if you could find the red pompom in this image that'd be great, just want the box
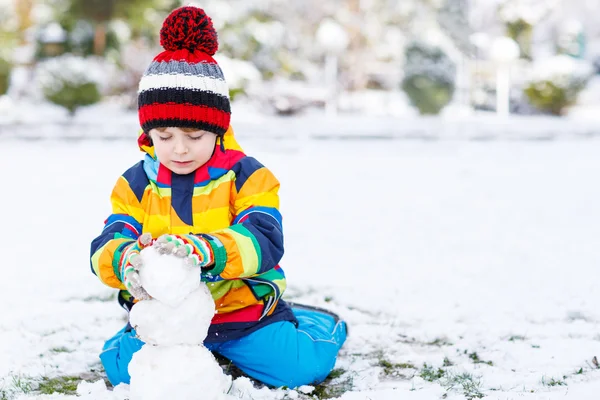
[160,6,218,55]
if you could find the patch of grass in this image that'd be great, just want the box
[426,337,452,347]
[397,335,452,347]
[468,352,493,366]
[324,296,333,303]
[378,359,416,377]
[311,368,353,399]
[82,292,117,302]
[575,368,584,375]
[442,372,484,399]
[79,365,112,389]
[420,363,445,382]
[508,335,526,342]
[372,350,415,378]
[443,357,453,367]
[541,376,567,387]
[38,376,80,395]
[50,347,73,354]
[11,375,34,394]
[327,368,344,380]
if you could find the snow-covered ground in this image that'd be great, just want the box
[1,136,600,399]
[3,98,600,142]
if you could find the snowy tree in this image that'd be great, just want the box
[36,54,102,115]
[498,0,559,59]
[524,54,593,115]
[401,41,456,115]
[437,0,474,56]
[0,0,17,95]
[0,58,10,95]
[0,0,18,59]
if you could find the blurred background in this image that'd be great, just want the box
[2,3,600,397]
[0,0,600,137]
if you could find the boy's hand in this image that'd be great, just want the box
[120,233,153,300]
[154,234,214,268]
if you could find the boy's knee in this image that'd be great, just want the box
[269,348,337,388]
[271,360,324,388]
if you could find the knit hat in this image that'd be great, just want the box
[138,6,230,136]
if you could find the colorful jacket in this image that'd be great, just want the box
[90,127,295,342]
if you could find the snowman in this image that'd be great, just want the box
[127,238,232,400]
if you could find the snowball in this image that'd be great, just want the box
[129,284,215,345]
[139,247,201,307]
[129,345,231,400]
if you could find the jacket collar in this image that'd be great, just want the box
[138,126,246,188]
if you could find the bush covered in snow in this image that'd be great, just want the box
[0,58,10,95]
[524,55,593,115]
[214,54,262,101]
[401,41,456,115]
[498,0,558,59]
[36,54,102,115]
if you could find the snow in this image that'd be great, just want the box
[527,55,593,89]
[4,98,600,140]
[496,0,559,25]
[129,287,213,346]
[213,55,262,91]
[136,247,201,308]
[38,23,67,44]
[316,19,350,54]
[1,132,600,399]
[36,55,105,94]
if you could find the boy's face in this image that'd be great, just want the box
[149,127,218,175]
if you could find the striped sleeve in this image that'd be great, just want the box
[205,157,283,280]
[90,164,147,288]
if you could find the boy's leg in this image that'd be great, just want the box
[99,324,145,386]
[215,305,347,388]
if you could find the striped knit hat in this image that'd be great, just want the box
[138,6,230,136]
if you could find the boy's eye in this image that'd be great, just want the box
[189,135,203,140]
[158,136,171,141]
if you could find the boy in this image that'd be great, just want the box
[90,6,347,389]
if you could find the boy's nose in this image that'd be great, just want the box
[174,140,188,154]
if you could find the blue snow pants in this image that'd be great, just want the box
[100,305,347,388]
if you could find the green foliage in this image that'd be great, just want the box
[443,372,484,399]
[50,347,73,353]
[420,363,445,381]
[45,81,100,115]
[541,376,567,387]
[68,0,118,22]
[524,79,586,116]
[38,376,80,395]
[229,88,246,102]
[506,19,532,59]
[468,352,493,366]
[10,375,33,394]
[508,335,526,342]
[38,54,103,115]
[311,368,352,399]
[0,58,11,95]
[401,41,456,115]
